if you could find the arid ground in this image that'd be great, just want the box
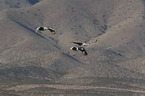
[0,0,145,96]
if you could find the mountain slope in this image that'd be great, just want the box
[0,9,83,80]
[0,0,145,94]
[1,0,145,96]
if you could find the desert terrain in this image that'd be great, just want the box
[0,0,145,96]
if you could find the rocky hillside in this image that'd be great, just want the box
[0,0,145,95]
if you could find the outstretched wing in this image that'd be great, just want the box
[35,27,40,33]
[35,27,45,33]
[79,47,88,56]
[73,42,83,46]
[48,27,56,34]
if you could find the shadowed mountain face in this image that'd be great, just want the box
[1,0,145,96]
[0,0,41,11]
[27,0,40,5]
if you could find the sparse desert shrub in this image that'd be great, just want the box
[142,16,145,19]
[102,31,105,33]
[92,19,99,25]
[78,25,82,28]
[98,33,102,36]
[101,25,107,31]
[34,14,37,16]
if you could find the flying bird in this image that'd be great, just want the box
[70,46,88,56]
[35,26,56,34]
[73,41,90,46]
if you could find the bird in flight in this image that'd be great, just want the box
[35,26,56,34]
[72,41,90,46]
[69,46,88,56]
